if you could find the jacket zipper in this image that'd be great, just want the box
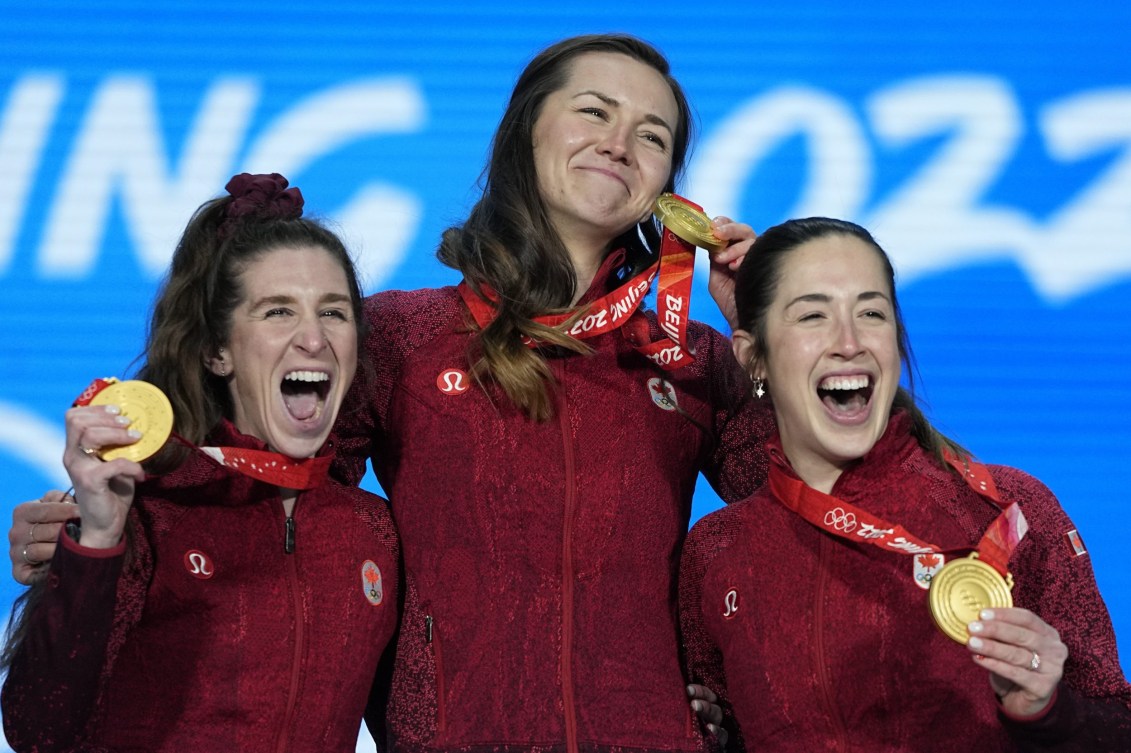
[276,503,305,753]
[554,361,579,753]
[424,612,447,737]
[813,534,847,751]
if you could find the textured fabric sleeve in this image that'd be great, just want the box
[698,325,775,504]
[990,466,1131,751]
[331,294,387,487]
[1,532,125,753]
[679,511,745,753]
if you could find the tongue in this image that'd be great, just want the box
[822,391,867,414]
[283,390,319,421]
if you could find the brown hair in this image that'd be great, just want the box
[437,34,694,420]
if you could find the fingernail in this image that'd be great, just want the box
[115,416,132,425]
[686,684,694,696]
[127,430,142,439]
[980,609,995,620]
[968,621,984,633]
[969,636,984,650]
[102,405,121,415]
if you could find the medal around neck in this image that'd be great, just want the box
[928,552,1014,644]
[88,380,174,462]
[652,194,725,253]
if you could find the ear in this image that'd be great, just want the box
[205,348,227,377]
[731,329,765,379]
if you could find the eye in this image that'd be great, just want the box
[640,131,668,151]
[861,308,889,321]
[579,106,608,120]
[321,308,350,321]
[264,307,292,318]
[797,311,825,322]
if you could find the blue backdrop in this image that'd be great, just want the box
[1,2,1128,746]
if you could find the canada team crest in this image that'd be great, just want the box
[912,552,945,590]
[647,377,678,411]
[361,560,384,606]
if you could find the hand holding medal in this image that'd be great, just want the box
[652,193,756,332]
[64,377,173,548]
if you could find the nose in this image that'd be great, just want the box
[597,124,632,164]
[832,317,864,359]
[292,315,329,355]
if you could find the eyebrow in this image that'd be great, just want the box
[248,292,352,310]
[784,291,891,308]
[574,90,674,134]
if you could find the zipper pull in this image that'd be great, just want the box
[425,615,433,643]
[284,515,296,554]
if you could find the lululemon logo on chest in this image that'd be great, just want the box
[647,377,678,412]
[722,588,739,619]
[184,550,214,579]
[361,560,384,606]
[436,368,470,395]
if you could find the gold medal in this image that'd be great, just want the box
[652,193,725,253]
[928,553,1014,644]
[88,380,174,462]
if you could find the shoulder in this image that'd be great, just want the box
[363,287,462,339]
[685,495,759,563]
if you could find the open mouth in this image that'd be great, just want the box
[817,374,873,415]
[280,370,331,423]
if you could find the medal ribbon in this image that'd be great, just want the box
[457,194,709,370]
[767,450,1028,576]
[74,378,330,490]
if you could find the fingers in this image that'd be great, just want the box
[966,608,1066,714]
[688,685,728,746]
[710,216,757,269]
[10,496,75,585]
[63,405,140,467]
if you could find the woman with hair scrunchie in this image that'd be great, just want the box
[1,173,400,752]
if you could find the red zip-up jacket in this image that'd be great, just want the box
[680,413,1131,752]
[2,421,400,752]
[333,262,775,753]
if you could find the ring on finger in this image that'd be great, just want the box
[81,446,100,458]
[28,522,40,545]
[1029,651,1041,671]
[20,545,42,567]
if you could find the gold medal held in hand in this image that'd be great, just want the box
[88,380,174,462]
[652,193,725,253]
[928,552,1014,644]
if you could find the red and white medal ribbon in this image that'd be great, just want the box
[458,195,708,370]
[768,450,1028,580]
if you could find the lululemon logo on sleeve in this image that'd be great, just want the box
[722,588,739,619]
[436,369,470,395]
[184,550,214,579]
[647,377,678,411]
[361,560,384,606]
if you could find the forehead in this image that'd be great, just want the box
[238,244,351,297]
[775,234,891,300]
[557,52,679,124]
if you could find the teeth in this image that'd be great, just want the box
[284,370,329,383]
[819,375,869,391]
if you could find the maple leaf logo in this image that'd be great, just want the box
[917,554,941,568]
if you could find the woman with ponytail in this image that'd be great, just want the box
[1,174,399,752]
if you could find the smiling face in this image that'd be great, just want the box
[210,244,358,459]
[735,234,901,492]
[531,51,678,256]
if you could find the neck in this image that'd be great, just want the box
[557,228,613,306]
